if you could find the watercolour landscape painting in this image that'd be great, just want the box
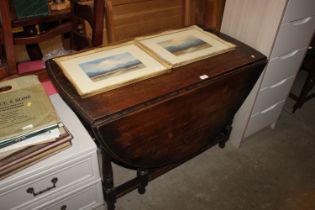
[158,35,212,56]
[54,26,234,97]
[79,52,146,81]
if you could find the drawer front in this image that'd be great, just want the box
[1,155,98,210]
[245,101,285,138]
[283,0,315,23]
[44,181,103,210]
[271,16,315,57]
[261,48,307,88]
[253,76,295,114]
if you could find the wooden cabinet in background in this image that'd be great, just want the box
[104,0,190,43]
[191,0,226,32]
[104,0,226,43]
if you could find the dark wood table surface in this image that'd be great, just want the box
[46,33,267,210]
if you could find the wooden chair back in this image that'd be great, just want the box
[71,0,104,49]
[0,0,105,79]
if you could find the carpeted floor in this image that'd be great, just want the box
[109,74,315,210]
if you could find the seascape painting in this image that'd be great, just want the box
[79,52,146,81]
[158,35,212,56]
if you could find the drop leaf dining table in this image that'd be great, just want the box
[46,32,267,210]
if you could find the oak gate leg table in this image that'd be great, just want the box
[46,33,267,210]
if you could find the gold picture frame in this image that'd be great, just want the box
[54,42,170,97]
[136,26,236,67]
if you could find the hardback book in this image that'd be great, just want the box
[0,127,72,180]
[0,123,66,159]
[54,42,170,98]
[135,25,236,68]
[0,76,60,143]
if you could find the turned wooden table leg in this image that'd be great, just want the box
[101,150,116,210]
[137,169,149,194]
[218,124,232,148]
[218,140,226,148]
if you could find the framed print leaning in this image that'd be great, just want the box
[54,43,170,97]
[136,26,236,67]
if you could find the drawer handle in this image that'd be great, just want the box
[26,177,58,197]
[60,205,67,210]
[0,85,12,92]
[280,50,298,60]
[293,17,311,26]
[261,104,278,114]
[270,78,288,89]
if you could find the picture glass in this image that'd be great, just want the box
[54,43,168,97]
[158,35,212,56]
[79,52,146,82]
[137,26,235,67]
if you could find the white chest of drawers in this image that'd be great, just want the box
[221,0,315,146]
[0,94,104,210]
[244,0,315,138]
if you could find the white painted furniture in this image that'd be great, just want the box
[0,94,104,210]
[221,0,315,146]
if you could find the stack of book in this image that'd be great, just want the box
[0,76,72,180]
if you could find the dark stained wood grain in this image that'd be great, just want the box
[47,34,265,122]
[203,0,226,32]
[188,0,226,32]
[47,33,267,169]
[14,22,75,45]
[95,65,261,168]
[47,32,267,209]
[0,0,17,74]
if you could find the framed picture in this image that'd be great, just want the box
[136,26,236,67]
[54,43,169,97]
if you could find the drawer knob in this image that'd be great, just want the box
[270,78,288,89]
[26,177,58,197]
[260,103,278,114]
[280,50,298,60]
